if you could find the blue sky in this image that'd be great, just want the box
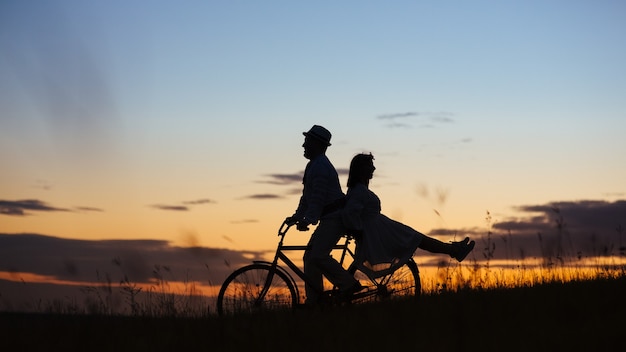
[1,0,625,252]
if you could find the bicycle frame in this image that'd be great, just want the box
[252,221,356,305]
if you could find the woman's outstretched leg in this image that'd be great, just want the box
[418,235,475,262]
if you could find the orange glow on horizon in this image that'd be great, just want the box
[0,271,222,298]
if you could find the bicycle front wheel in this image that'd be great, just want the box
[217,263,297,316]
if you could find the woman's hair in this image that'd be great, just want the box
[347,153,374,188]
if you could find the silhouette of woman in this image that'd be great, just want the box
[342,153,475,277]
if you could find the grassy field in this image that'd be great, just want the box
[1,274,624,352]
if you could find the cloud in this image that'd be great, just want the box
[386,122,413,128]
[0,199,70,216]
[182,198,216,205]
[337,167,349,176]
[150,198,216,211]
[0,233,266,286]
[377,111,456,128]
[260,169,348,185]
[255,168,347,200]
[0,199,105,216]
[73,206,104,212]
[603,192,625,198]
[242,194,284,200]
[0,232,272,313]
[507,200,626,236]
[430,115,455,124]
[230,219,259,224]
[377,112,419,120]
[416,113,456,128]
[286,187,304,195]
[259,172,304,185]
[428,199,626,263]
[32,179,53,191]
[150,205,189,211]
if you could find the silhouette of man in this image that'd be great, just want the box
[287,125,362,305]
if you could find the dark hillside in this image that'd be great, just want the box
[1,276,624,351]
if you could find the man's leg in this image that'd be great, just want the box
[303,216,358,304]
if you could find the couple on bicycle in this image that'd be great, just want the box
[286,125,476,306]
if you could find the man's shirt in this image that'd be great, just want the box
[294,154,345,224]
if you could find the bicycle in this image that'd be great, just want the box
[217,220,420,315]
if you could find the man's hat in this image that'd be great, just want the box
[303,125,332,146]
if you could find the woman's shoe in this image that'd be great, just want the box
[452,237,475,262]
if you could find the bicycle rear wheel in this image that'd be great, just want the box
[356,258,420,303]
[217,263,297,316]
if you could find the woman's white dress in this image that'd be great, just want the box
[341,183,423,277]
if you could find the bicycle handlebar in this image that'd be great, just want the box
[278,220,294,236]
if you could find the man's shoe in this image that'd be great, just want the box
[339,282,365,299]
[452,237,475,262]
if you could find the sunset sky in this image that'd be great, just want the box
[1,1,625,308]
